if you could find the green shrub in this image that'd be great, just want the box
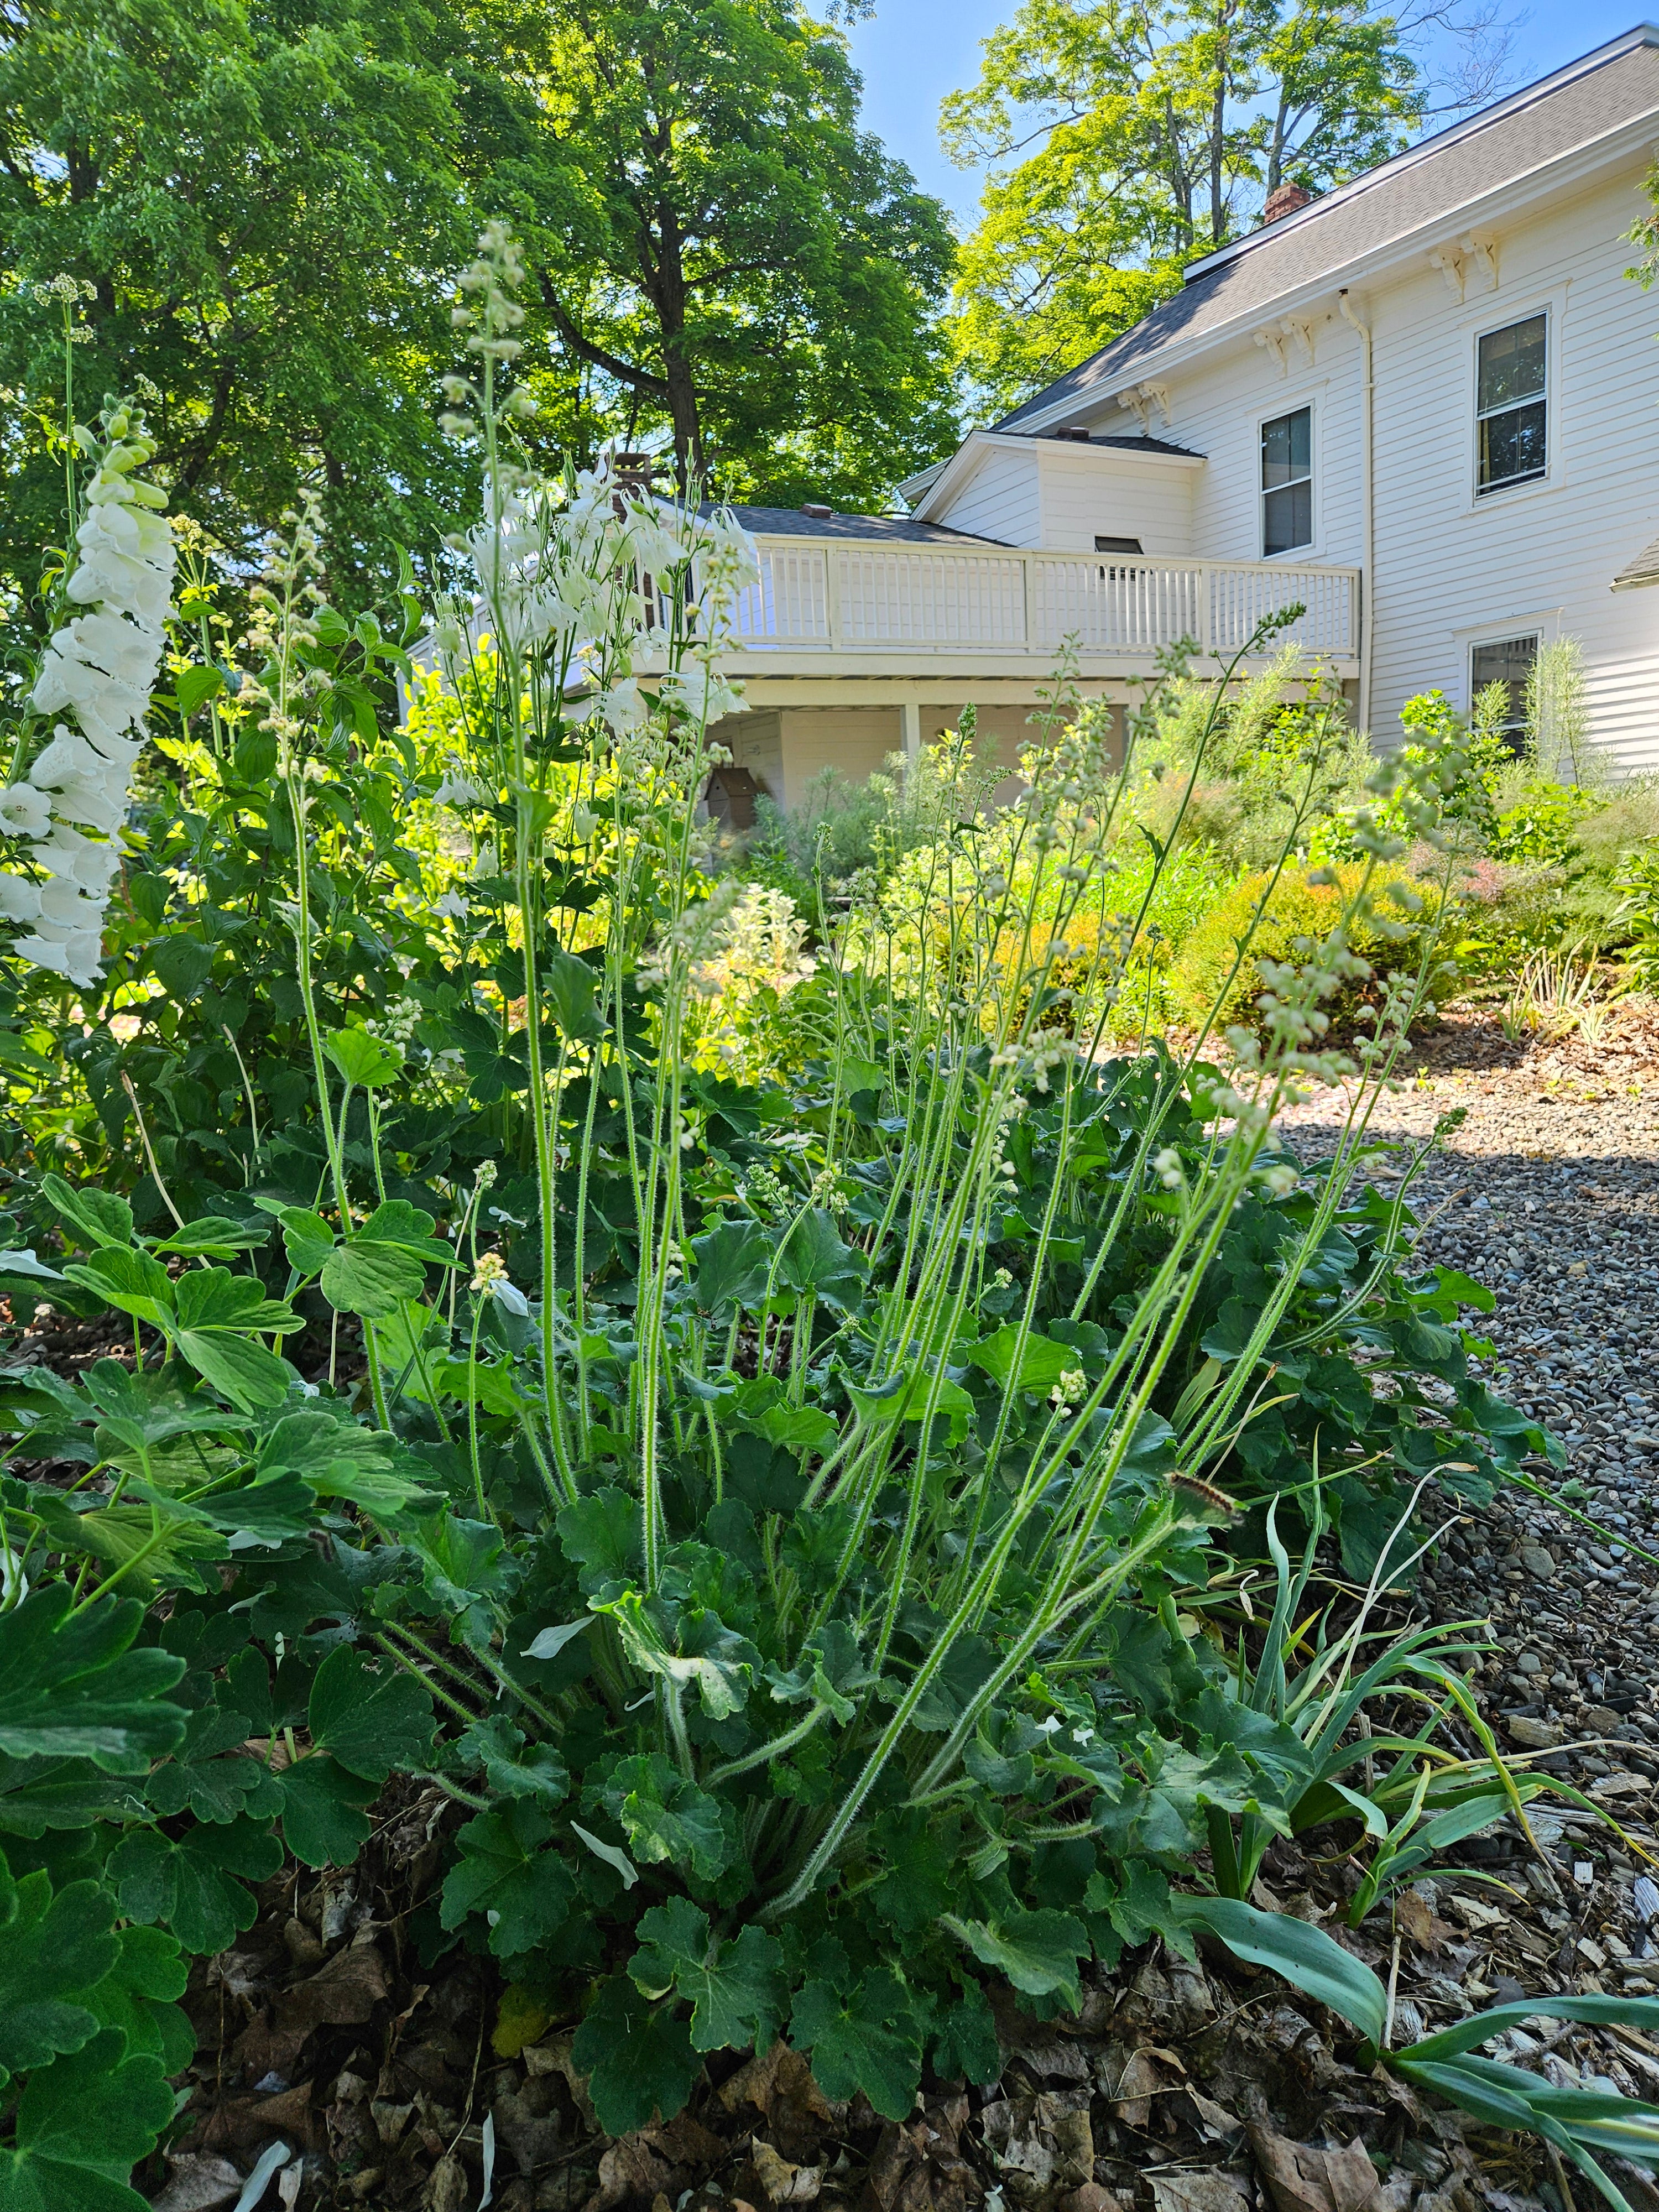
[1167,862,1448,1031]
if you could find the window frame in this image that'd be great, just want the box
[1259,401,1316,560]
[1468,631,1539,747]
[1474,310,1548,498]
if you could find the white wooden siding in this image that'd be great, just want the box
[1037,450,1196,555]
[1048,152,1659,771]
[933,445,1041,544]
[1363,158,1659,771]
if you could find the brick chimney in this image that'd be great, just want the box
[1263,182,1314,225]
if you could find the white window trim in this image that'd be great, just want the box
[1462,286,1568,515]
[1256,392,1321,560]
[1452,607,1563,717]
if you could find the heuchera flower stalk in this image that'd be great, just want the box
[0,398,174,988]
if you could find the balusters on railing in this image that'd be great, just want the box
[729,539,1358,658]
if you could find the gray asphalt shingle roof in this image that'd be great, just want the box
[994,29,1659,432]
[717,504,1001,545]
[1613,533,1659,588]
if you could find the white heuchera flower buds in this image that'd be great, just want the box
[2,403,174,988]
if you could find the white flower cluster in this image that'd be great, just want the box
[455,465,758,703]
[0,402,173,987]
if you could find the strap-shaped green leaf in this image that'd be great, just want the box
[1402,1994,1659,2063]
[1173,1893,1387,2045]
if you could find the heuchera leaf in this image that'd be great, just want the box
[325,1027,404,1088]
[789,1969,922,2121]
[439,1802,578,1957]
[555,1488,640,1590]
[629,1897,787,2053]
[307,1646,435,1783]
[775,1209,868,1311]
[0,2027,174,2212]
[408,1512,521,1649]
[931,1983,1001,2087]
[0,1589,186,1773]
[690,1221,770,1318]
[543,948,606,1041]
[963,1326,1077,1393]
[598,1754,729,1880]
[571,1976,701,2136]
[454,1718,569,1808]
[596,1591,755,1721]
[941,1908,1088,2009]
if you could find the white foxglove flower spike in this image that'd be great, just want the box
[2,398,174,989]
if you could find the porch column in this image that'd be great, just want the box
[900,700,921,771]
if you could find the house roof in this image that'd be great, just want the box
[1032,432,1204,458]
[718,504,1003,545]
[993,24,1659,434]
[1613,533,1659,588]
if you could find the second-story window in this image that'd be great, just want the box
[1477,314,1547,493]
[1261,407,1312,555]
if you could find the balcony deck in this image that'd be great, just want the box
[725,533,1360,684]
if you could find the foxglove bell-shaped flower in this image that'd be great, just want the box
[0,786,53,838]
[2,401,174,989]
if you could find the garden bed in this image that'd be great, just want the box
[127,1010,1659,2212]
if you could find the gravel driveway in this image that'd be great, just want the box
[1277,1001,1659,2005]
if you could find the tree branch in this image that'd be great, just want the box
[537,274,671,400]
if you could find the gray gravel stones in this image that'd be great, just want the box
[1276,1000,1659,1994]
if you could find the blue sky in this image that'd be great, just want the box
[846,0,1651,227]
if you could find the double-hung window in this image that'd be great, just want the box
[1477,315,1547,493]
[1261,407,1312,556]
[1470,634,1537,749]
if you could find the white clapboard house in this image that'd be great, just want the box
[714,25,1659,806]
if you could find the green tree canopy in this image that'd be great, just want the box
[0,0,473,594]
[942,0,1452,416]
[471,0,959,507]
[0,0,959,604]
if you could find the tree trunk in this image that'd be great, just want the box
[645,199,701,491]
[1266,89,1290,196]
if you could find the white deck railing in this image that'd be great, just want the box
[732,536,1359,660]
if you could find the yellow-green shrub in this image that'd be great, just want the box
[1167,863,1449,1031]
